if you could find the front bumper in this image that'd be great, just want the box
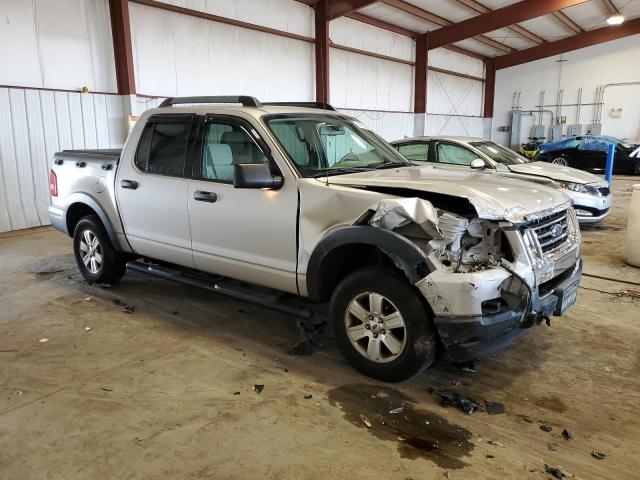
[565,191,612,224]
[420,258,582,362]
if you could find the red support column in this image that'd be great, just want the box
[483,57,495,118]
[108,0,136,95]
[315,0,330,103]
[413,33,427,114]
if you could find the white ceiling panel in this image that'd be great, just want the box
[517,14,575,42]
[483,26,537,48]
[404,0,475,22]
[357,3,441,32]
[562,1,610,30]
[619,0,640,18]
[475,0,522,9]
[452,38,500,57]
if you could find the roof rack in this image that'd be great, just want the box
[262,101,336,111]
[159,96,262,108]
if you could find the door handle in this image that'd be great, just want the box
[120,179,139,190]
[194,190,217,203]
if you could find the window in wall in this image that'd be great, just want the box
[200,122,268,183]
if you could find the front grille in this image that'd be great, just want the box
[528,210,570,254]
[597,186,610,196]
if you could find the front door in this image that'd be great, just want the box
[116,114,196,268]
[187,115,299,294]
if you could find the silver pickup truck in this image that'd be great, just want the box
[49,96,582,382]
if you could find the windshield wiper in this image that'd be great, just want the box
[308,167,371,178]
[367,161,412,169]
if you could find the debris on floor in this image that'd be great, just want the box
[548,443,557,451]
[487,440,506,448]
[540,424,553,432]
[100,387,113,392]
[562,429,573,440]
[389,406,405,414]
[84,326,91,332]
[591,451,606,460]
[437,390,479,415]
[253,384,264,395]
[359,414,372,428]
[622,289,640,299]
[484,401,505,415]
[304,394,313,399]
[84,296,92,301]
[122,305,135,314]
[486,454,495,459]
[287,339,318,356]
[544,464,565,479]
[520,415,533,423]
[233,391,240,396]
[38,338,49,343]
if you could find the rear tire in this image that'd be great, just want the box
[73,215,126,284]
[330,266,437,382]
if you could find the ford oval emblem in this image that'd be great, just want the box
[550,224,563,238]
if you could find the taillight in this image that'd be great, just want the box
[49,169,58,197]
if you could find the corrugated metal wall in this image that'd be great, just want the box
[0,87,126,232]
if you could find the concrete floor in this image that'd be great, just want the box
[1,177,640,480]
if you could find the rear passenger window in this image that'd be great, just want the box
[200,121,268,183]
[397,143,429,161]
[135,119,193,177]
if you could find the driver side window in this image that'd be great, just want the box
[435,142,477,166]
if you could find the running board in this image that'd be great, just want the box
[126,261,314,319]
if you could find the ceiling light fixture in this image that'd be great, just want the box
[606,14,625,25]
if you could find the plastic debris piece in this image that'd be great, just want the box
[38,338,49,343]
[304,394,313,399]
[101,387,113,392]
[548,443,557,451]
[233,391,240,396]
[486,454,495,459]
[85,326,91,332]
[253,384,264,395]
[544,464,565,479]
[485,401,505,415]
[540,424,553,432]
[562,429,573,440]
[521,415,533,423]
[122,305,135,314]
[84,296,92,301]
[389,406,405,414]
[359,414,372,428]
[439,390,479,415]
[591,451,606,460]
[487,440,505,448]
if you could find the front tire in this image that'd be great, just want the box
[73,215,126,284]
[330,266,437,382]
[552,157,569,166]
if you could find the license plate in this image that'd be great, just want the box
[559,280,579,314]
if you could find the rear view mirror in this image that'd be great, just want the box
[470,158,486,170]
[233,164,283,189]
[319,124,344,136]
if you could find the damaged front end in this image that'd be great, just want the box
[367,197,582,361]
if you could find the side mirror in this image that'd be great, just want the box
[470,158,486,170]
[233,163,283,189]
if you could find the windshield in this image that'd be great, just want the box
[601,135,633,149]
[264,114,410,177]
[470,141,530,165]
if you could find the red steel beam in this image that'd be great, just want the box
[428,0,588,50]
[496,16,640,69]
[483,57,495,117]
[345,11,416,37]
[414,34,427,113]
[315,0,330,102]
[326,0,378,20]
[108,0,136,94]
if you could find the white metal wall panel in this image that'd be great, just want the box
[0,0,117,92]
[424,114,486,138]
[330,17,414,62]
[428,48,484,78]
[153,0,314,37]
[330,49,413,112]
[0,88,126,233]
[340,109,415,141]
[427,70,483,117]
[130,3,314,100]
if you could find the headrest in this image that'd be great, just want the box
[208,143,233,165]
[221,131,247,145]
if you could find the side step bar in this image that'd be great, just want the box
[126,261,314,319]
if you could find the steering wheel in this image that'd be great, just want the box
[332,152,360,166]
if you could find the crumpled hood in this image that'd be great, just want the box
[508,161,603,184]
[323,165,571,223]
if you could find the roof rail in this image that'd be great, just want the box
[262,101,336,111]
[159,96,262,108]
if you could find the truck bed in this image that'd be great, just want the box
[54,149,122,164]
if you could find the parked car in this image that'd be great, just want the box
[49,97,582,382]
[536,135,640,175]
[391,136,612,225]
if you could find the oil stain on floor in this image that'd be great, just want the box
[328,384,473,469]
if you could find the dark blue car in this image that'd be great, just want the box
[537,135,640,175]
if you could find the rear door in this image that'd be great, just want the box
[187,115,299,293]
[395,141,430,162]
[116,114,196,268]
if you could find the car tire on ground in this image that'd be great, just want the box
[551,157,569,166]
[330,266,437,382]
[73,215,127,285]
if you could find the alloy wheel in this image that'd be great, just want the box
[78,230,102,274]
